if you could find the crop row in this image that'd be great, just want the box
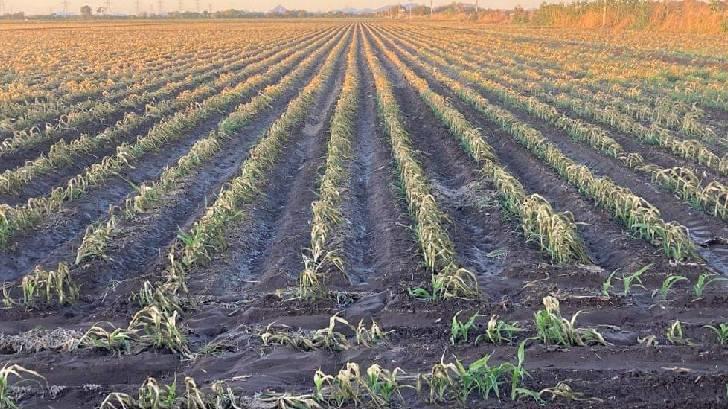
[0,28,333,160]
[369,25,693,260]
[382,27,728,226]
[0,45,227,136]
[380,26,728,224]
[299,30,362,297]
[362,29,477,299]
[392,25,728,124]
[364,27,587,265]
[0,27,337,195]
[75,28,348,268]
[106,28,352,354]
[0,28,346,249]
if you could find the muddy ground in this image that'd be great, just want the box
[1,22,727,409]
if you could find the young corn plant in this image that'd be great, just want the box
[366,364,407,405]
[653,274,688,300]
[601,270,618,297]
[622,264,652,296]
[0,364,45,409]
[534,296,606,346]
[419,341,530,404]
[450,310,480,344]
[476,315,522,344]
[693,272,727,299]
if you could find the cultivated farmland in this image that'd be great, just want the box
[1,19,728,408]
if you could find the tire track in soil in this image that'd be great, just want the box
[365,28,544,299]
[0,29,336,203]
[373,28,708,280]
[342,32,427,290]
[0,29,346,282]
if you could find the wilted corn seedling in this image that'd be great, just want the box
[539,382,602,403]
[259,392,321,409]
[80,323,133,355]
[129,305,188,354]
[20,263,79,307]
[75,214,116,264]
[261,314,352,352]
[666,320,691,345]
[0,364,45,409]
[476,315,522,344]
[100,376,177,409]
[355,319,390,347]
[534,296,606,346]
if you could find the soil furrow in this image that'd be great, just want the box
[365,28,544,297]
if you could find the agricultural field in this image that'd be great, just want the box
[1,19,728,408]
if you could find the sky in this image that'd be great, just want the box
[1,0,544,15]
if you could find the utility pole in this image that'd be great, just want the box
[62,0,68,15]
[195,0,200,12]
[475,0,479,17]
[136,0,141,15]
[106,0,112,14]
[158,0,164,15]
[430,0,433,17]
[178,0,183,13]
